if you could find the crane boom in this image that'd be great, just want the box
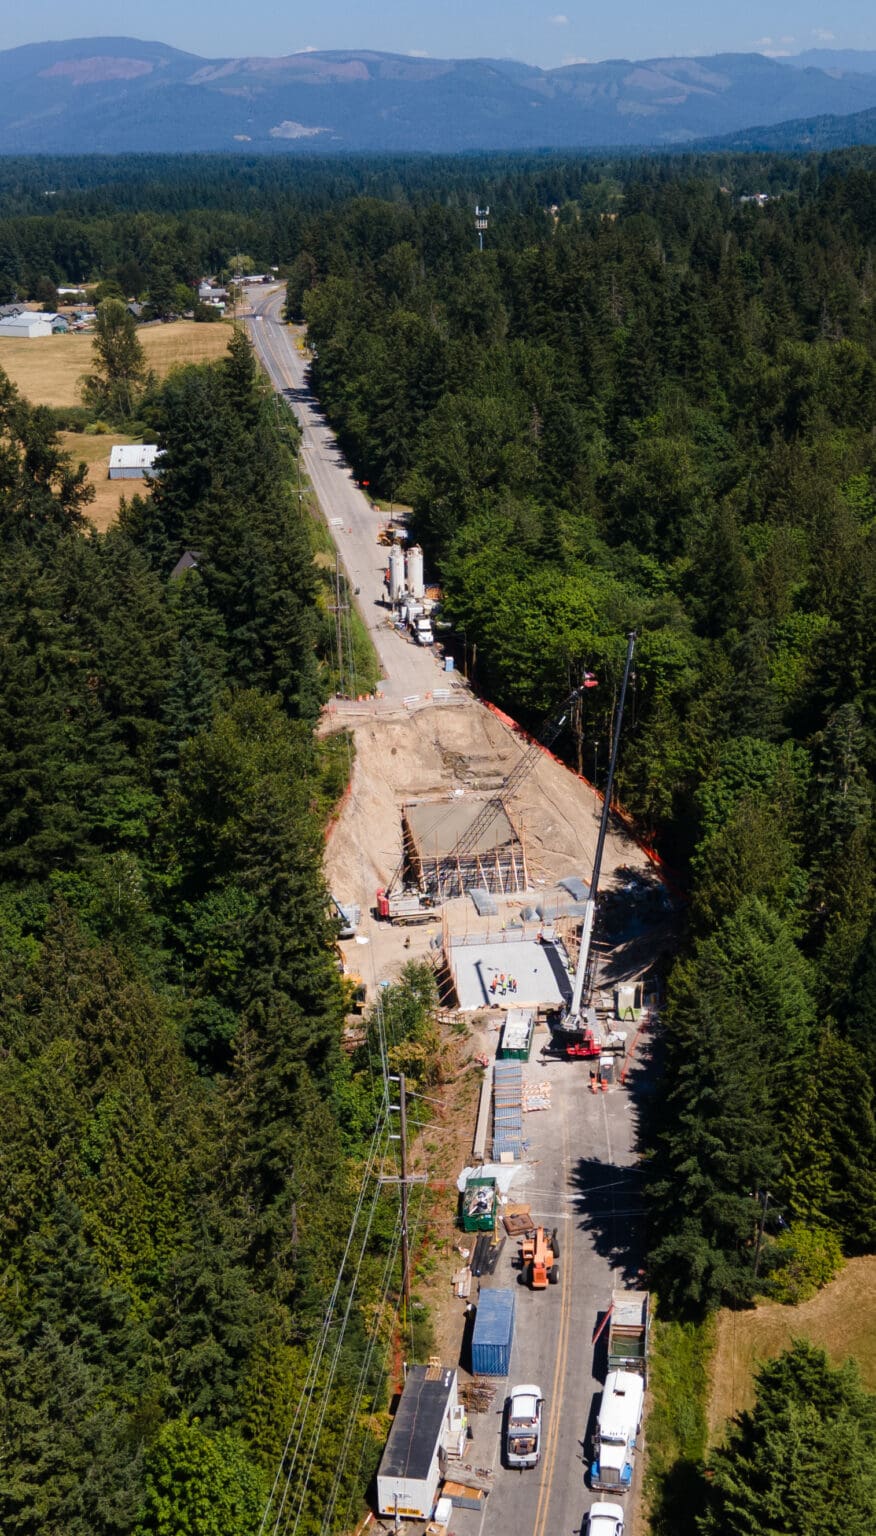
[566,631,637,1025]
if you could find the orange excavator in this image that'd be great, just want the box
[520,1227,560,1289]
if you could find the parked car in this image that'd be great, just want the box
[587,1501,624,1536]
[504,1383,543,1468]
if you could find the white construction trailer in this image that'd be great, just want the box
[376,1365,463,1520]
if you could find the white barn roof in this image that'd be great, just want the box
[109,444,160,472]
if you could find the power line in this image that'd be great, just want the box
[258,1108,390,1536]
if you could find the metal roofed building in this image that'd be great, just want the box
[402,797,528,900]
[376,1364,462,1519]
[108,444,161,480]
[169,549,203,579]
[0,313,52,338]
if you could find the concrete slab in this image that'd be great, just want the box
[405,797,518,857]
[449,938,572,1012]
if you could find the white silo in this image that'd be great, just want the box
[406,544,425,599]
[388,542,405,604]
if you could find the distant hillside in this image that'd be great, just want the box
[788,49,876,75]
[5,38,876,152]
[704,104,876,154]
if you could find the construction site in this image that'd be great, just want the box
[246,290,676,1536]
[325,674,672,1034]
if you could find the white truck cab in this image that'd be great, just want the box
[504,1384,543,1468]
[590,1370,644,1493]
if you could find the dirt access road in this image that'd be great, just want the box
[245,289,659,1535]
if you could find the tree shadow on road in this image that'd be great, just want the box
[569,1153,647,1283]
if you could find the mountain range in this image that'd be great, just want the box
[3,38,876,154]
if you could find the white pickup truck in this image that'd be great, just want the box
[504,1384,543,1469]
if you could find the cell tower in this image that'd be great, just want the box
[475,204,490,251]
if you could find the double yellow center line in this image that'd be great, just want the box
[532,1114,574,1536]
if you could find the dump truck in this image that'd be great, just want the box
[607,1290,650,1382]
[375,887,439,924]
[590,1370,644,1494]
[520,1227,559,1289]
[504,1384,544,1469]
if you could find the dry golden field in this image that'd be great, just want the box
[707,1255,876,1443]
[59,432,143,534]
[0,320,232,407]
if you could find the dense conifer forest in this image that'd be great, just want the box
[1,148,876,1532]
[0,329,437,1533]
[292,160,876,1316]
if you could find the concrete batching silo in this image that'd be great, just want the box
[388,542,405,604]
[406,544,425,599]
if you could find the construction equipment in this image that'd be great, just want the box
[560,632,637,1041]
[561,1027,601,1060]
[375,886,439,924]
[520,1226,560,1289]
[331,895,360,938]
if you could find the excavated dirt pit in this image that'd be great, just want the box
[325,699,653,996]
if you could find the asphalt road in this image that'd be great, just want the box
[243,285,651,1536]
[455,1030,648,1536]
[244,287,447,701]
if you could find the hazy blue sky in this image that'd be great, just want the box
[9,1,876,68]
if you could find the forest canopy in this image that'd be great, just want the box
[1,145,875,1532]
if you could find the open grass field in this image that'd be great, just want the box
[60,432,142,534]
[0,320,232,408]
[707,1255,876,1444]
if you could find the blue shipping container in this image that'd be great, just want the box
[471,1288,515,1377]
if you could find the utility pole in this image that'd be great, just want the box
[385,1074,427,1327]
[327,551,348,696]
[475,204,490,252]
[399,1072,411,1318]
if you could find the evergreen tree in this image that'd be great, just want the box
[81,299,153,422]
[700,1342,876,1536]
